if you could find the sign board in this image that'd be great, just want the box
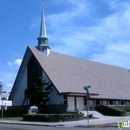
[86,90,90,99]
[83,85,91,91]
[29,106,38,114]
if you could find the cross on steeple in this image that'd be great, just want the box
[37,0,51,56]
[42,0,44,8]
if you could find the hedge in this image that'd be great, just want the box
[39,105,67,114]
[112,106,130,112]
[23,113,80,122]
[0,109,27,117]
[7,105,67,115]
[95,105,126,116]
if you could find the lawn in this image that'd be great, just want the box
[1,116,23,120]
[126,112,130,116]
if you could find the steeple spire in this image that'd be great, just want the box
[39,8,47,37]
[37,0,50,56]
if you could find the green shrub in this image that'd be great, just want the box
[95,105,126,116]
[0,108,28,117]
[39,105,67,114]
[23,113,80,122]
[112,106,130,112]
[0,110,19,117]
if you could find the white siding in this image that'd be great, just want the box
[0,100,12,110]
[10,49,32,106]
[47,86,64,104]
[12,67,27,106]
[76,97,84,110]
[67,97,75,111]
[42,71,64,105]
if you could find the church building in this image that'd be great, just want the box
[9,3,130,112]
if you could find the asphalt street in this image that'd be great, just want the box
[0,124,130,130]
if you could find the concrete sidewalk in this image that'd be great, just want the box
[0,116,130,127]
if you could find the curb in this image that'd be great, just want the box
[0,120,118,128]
[0,121,54,127]
[76,122,117,128]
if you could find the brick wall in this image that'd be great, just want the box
[103,100,107,105]
[89,99,93,106]
[126,101,130,105]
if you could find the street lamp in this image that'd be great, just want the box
[83,85,91,125]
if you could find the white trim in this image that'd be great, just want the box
[119,100,126,106]
[108,100,115,106]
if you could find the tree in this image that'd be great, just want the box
[35,77,53,106]
[28,77,53,106]
[0,81,2,94]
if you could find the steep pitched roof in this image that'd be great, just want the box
[29,46,130,100]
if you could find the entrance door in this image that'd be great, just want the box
[67,97,75,111]
[76,97,84,111]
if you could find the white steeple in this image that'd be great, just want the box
[37,1,50,56]
[39,9,47,37]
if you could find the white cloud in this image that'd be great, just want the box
[88,1,130,68]
[0,71,17,92]
[7,62,13,66]
[47,0,91,28]
[2,83,13,92]
[14,59,22,66]
[30,24,38,28]
[46,0,130,69]
[26,0,130,69]
[5,84,13,87]
[7,59,22,67]
[30,17,40,29]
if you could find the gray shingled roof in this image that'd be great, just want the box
[29,46,130,100]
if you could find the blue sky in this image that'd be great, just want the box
[0,0,130,92]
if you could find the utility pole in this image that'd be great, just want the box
[83,85,91,125]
